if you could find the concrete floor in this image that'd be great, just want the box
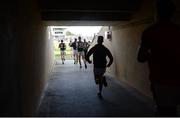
[37,60,154,117]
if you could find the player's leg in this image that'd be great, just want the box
[78,52,82,68]
[62,51,65,62]
[75,50,78,64]
[82,52,87,69]
[93,68,103,98]
[61,51,64,64]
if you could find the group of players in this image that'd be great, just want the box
[58,36,91,68]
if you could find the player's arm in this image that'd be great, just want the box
[86,46,95,64]
[106,49,113,67]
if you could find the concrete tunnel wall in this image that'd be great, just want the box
[90,0,155,98]
[111,0,155,98]
[1,0,180,116]
[16,0,55,115]
[0,1,19,116]
[0,0,55,116]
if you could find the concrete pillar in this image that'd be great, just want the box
[0,0,54,116]
[16,0,54,116]
[0,1,20,116]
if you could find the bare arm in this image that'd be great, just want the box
[86,46,95,63]
[106,49,113,67]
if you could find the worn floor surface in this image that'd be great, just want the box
[37,60,154,117]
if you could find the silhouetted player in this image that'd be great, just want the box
[70,38,78,64]
[59,40,66,64]
[138,0,180,116]
[83,39,90,59]
[86,36,113,98]
[77,36,87,69]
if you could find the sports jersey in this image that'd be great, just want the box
[77,41,84,52]
[59,43,66,51]
[86,44,113,68]
[71,42,78,50]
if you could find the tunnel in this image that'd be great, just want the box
[0,0,180,116]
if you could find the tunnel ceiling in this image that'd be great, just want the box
[39,0,142,21]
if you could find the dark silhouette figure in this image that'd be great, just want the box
[138,0,180,116]
[77,36,87,69]
[86,36,113,98]
[70,38,78,64]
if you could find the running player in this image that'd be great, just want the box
[70,38,78,64]
[59,40,66,64]
[83,39,90,59]
[77,36,87,69]
[68,40,73,58]
[86,36,113,98]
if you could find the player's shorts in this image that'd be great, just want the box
[93,68,106,84]
[73,50,78,55]
[78,51,85,56]
[60,50,65,54]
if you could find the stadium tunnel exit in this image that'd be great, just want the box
[1,0,180,116]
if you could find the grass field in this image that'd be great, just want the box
[54,40,73,60]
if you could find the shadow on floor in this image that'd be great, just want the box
[37,60,155,117]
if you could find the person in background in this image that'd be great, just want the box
[59,40,66,64]
[69,40,73,58]
[88,41,91,45]
[77,36,87,69]
[137,0,180,116]
[83,39,90,59]
[70,38,78,64]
